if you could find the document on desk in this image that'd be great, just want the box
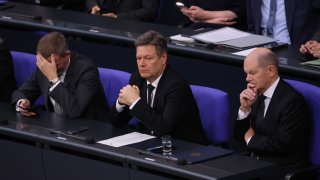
[191,27,250,43]
[301,58,320,68]
[191,27,276,48]
[97,132,155,147]
[232,47,257,57]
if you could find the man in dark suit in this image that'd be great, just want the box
[246,0,320,48]
[0,37,17,103]
[110,30,208,145]
[235,48,310,176]
[86,0,159,22]
[11,32,109,121]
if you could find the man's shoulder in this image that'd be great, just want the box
[70,52,97,67]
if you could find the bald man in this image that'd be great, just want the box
[234,48,310,176]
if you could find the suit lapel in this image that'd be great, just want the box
[263,80,284,124]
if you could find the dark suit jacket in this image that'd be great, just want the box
[86,0,159,22]
[183,0,247,30]
[0,38,17,103]
[110,66,208,145]
[11,52,109,121]
[246,0,320,48]
[235,79,310,170]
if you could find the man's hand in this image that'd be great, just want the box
[118,85,140,106]
[239,83,257,113]
[181,6,207,22]
[18,99,37,117]
[300,40,320,57]
[102,13,117,18]
[91,5,100,15]
[36,54,58,81]
[204,17,236,25]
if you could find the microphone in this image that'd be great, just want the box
[1,12,42,21]
[0,118,9,125]
[137,150,187,165]
[50,129,95,144]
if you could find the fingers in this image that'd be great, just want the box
[240,89,256,101]
[20,111,37,117]
[300,44,308,54]
[91,6,100,14]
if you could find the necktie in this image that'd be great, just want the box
[266,0,277,36]
[49,73,63,114]
[147,84,155,107]
[256,95,266,122]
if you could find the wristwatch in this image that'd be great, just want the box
[49,78,59,87]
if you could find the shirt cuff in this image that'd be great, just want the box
[15,99,23,111]
[237,108,251,120]
[129,98,141,110]
[116,99,126,112]
[246,136,253,145]
[49,80,61,92]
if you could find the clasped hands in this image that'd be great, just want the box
[118,85,140,106]
[300,40,320,58]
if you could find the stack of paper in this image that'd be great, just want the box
[191,27,276,49]
[97,132,155,147]
[301,59,320,68]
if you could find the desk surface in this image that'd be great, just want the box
[0,2,320,82]
[0,103,276,179]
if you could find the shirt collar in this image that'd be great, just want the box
[147,73,163,89]
[263,77,280,99]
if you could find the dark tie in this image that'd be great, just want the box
[266,0,276,36]
[256,95,266,123]
[147,84,155,107]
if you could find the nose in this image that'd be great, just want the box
[138,59,146,67]
[246,74,252,82]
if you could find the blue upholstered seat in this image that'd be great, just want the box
[190,85,230,146]
[285,79,320,179]
[11,51,37,87]
[98,67,131,107]
[11,51,45,106]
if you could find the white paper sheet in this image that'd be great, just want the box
[169,34,195,43]
[97,132,156,147]
[232,48,257,57]
[191,27,250,43]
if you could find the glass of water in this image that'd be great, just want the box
[162,135,172,155]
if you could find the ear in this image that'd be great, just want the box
[161,52,167,65]
[267,65,276,77]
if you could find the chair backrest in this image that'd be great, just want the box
[285,79,320,166]
[190,85,230,146]
[10,51,37,87]
[11,51,45,106]
[98,67,131,107]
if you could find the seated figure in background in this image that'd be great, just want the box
[178,0,246,30]
[0,37,17,103]
[86,0,159,22]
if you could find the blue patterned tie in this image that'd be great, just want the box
[266,0,277,36]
